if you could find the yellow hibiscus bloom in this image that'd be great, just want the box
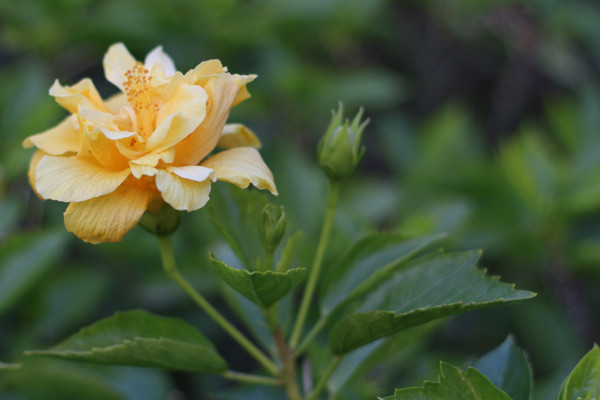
[24,43,277,244]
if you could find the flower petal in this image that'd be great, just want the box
[103,43,137,91]
[129,149,175,178]
[218,123,261,149]
[155,166,216,211]
[36,156,131,202]
[49,79,108,114]
[144,45,176,77]
[232,74,257,107]
[27,150,46,199]
[64,185,156,243]
[174,74,240,165]
[23,116,80,155]
[201,147,277,195]
[147,83,208,152]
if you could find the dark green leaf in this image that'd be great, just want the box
[330,251,535,354]
[380,362,512,400]
[320,233,445,315]
[207,184,269,267]
[1,358,129,400]
[474,336,532,400]
[559,345,600,400]
[209,254,306,308]
[0,231,69,316]
[26,310,227,373]
[0,361,21,370]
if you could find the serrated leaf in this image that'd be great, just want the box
[474,336,532,400]
[26,310,227,373]
[0,230,69,316]
[320,233,445,315]
[330,250,535,354]
[209,254,306,308]
[380,362,513,400]
[559,345,600,400]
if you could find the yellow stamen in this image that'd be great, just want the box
[123,62,155,139]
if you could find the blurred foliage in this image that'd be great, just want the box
[2,0,600,399]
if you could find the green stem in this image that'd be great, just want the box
[293,315,327,359]
[157,236,279,376]
[274,327,302,400]
[222,370,281,386]
[265,249,275,271]
[290,181,341,349]
[308,356,341,400]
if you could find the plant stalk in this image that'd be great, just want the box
[274,327,302,400]
[290,181,341,348]
[158,236,278,376]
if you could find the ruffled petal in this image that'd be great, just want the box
[76,109,131,170]
[64,185,156,243]
[232,74,257,107]
[201,147,277,195]
[218,123,261,149]
[144,45,176,78]
[36,155,131,202]
[184,59,227,84]
[49,79,108,114]
[155,166,216,211]
[129,149,175,178]
[173,74,240,165]
[103,43,137,91]
[23,115,80,155]
[146,83,208,152]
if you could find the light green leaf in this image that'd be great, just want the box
[380,362,513,400]
[559,345,600,400]
[276,231,302,272]
[0,230,69,316]
[209,254,306,308]
[25,310,227,373]
[330,251,535,354]
[474,336,532,400]
[320,233,445,315]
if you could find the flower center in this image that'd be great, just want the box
[123,62,157,139]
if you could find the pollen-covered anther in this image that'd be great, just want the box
[123,62,155,137]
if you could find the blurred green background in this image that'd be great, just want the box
[1,0,600,399]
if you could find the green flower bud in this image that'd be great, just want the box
[139,202,182,237]
[259,203,286,252]
[317,103,369,181]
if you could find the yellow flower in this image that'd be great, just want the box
[24,43,277,243]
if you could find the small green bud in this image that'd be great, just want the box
[259,203,286,252]
[139,202,182,237]
[317,103,369,181]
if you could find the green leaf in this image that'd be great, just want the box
[320,233,445,315]
[474,336,532,400]
[381,362,513,400]
[1,358,130,400]
[0,361,21,370]
[0,230,69,316]
[559,345,600,400]
[209,254,306,308]
[207,184,269,267]
[25,310,227,373]
[330,251,535,354]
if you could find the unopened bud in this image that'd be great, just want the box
[317,103,368,181]
[259,204,286,252]
[139,202,181,237]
